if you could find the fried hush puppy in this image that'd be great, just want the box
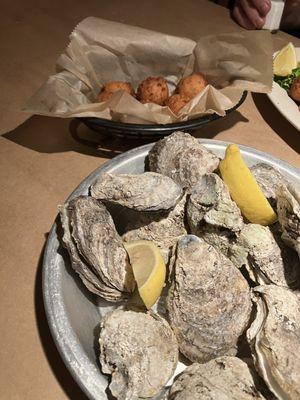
[290,76,300,102]
[165,94,190,115]
[96,81,134,102]
[176,73,207,100]
[137,76,169,105]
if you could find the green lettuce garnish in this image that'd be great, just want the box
[274,67,300,91]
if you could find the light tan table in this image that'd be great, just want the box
[0,1,299,399]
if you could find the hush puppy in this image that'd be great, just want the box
[96,81,134,102]
[176,73,207,100]
[137,76,169,105]
[290,76,300,102]
[166,94,190,115]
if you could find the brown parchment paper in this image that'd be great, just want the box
[24,17,273,124]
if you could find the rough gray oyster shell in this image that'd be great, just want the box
[148,131,219,190]
[233,223,300,288]
[251,163,288,208]
[99,309,178,400]
[187,173,243,245]
[247,285,300,400]
[122,194,187,264]
[167,235,252,363]
[91,172,183,212]
[277,184,300,257]
[168,357,266,400]
[59,196,135,301]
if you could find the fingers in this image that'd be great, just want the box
[239,0,267,28]
[232,3,257,30]
[250,0,271,16]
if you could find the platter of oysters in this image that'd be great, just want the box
[43,132,300,400]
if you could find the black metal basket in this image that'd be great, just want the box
[80,91,247,139]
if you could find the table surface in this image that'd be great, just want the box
[1,0,299,399]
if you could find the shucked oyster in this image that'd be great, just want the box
[277,184,300,257]
[60,196,135,301]
[168,357,266,400]
[99,309,178,400]
[148,131,219,190]
[167,235,252,363]
[233,223,300,288]
[91,172,183,212]
[187,173,243,254]
[251,163,288,208]
[247,285,300,400]
[122,194,187,264]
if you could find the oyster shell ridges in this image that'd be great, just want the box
[91,172,183,212]
[99,309,178,400]
[247,285,300,400]
[167,235,252,363]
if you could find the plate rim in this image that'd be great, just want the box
[42,139,300,400]
[267,47,300,131]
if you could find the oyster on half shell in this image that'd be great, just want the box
[277,184,300,257]
[122,194,188,264]
[167,235,252,363]
[232,223,300,288]
[148,131,219,190]
[60,196,135,301]
[99,309,178,400]
[91,172,183,212]
[168,357,266,400]
[247,285,300,400]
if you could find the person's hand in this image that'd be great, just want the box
[232,0,271,29]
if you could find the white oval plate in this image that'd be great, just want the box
[267,48,300,131]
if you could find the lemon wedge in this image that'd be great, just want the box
[274,43,297,77]
[219,144,277,226]
[124,240,166,309]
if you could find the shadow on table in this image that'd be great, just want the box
[35,241,88,400]
[252,93,300,154]
[3,110,247,157]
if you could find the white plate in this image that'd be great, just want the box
[267,48,300,131]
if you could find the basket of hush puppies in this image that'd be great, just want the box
[25,17,273,139]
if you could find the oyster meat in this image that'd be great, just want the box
[99,309,178,400]
[247,285,300,400]
[122,194,187,264]
[277,184,300,257]
[167,235,252,363]
[168,357,266,400]
[233,223,300,288]
[187,173,243,255]
[250,163,288,208]
[148,131,219,190]
[91,172,183,212]
[60,196,135,301]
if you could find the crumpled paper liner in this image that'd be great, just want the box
[24,17,273,124]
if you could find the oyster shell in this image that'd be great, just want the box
[167,235,252,363]
[187,173,243,245]
[277,184,300,257]
[168,357,266,400]
[247,285,300,400]
[59,196,135,301]
[251,163,288,208]
[91,172,183,212]
[99,309,178,400]
[122,194,187,264]
[233,223,300,288]
[148,131,219,190]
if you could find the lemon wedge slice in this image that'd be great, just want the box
[124,240,166,309]
[219,144,277,226]
[274,43,297,77]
